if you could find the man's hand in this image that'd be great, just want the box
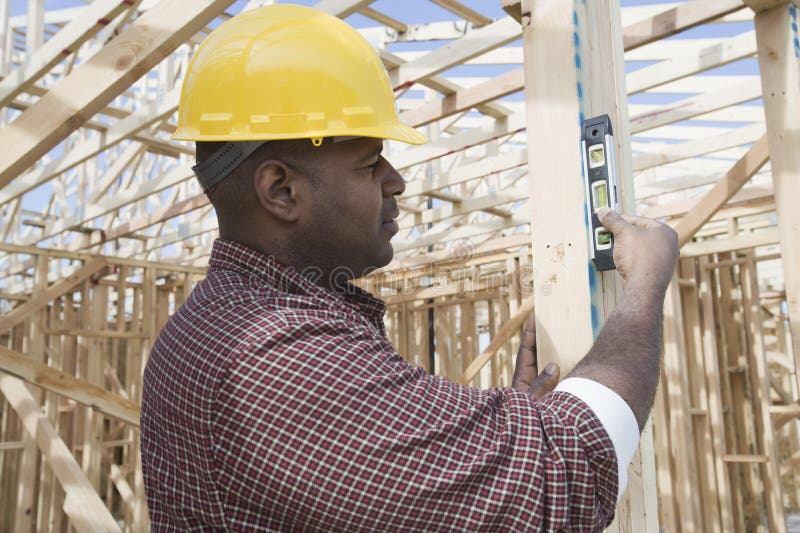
[570,208,678,430]
[512,312,560,398]
[597,208,678,298]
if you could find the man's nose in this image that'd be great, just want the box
[381,157,406,197]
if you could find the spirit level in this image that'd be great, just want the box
[581,114,619,271]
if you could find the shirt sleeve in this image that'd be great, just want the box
[211,316,620,532]
[555,377,641,502]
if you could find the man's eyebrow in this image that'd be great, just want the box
[359,144,383,162]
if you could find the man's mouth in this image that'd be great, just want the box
[382,219,399,234]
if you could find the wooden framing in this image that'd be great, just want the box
[520,0,657,529]
[745,0,800,381]
[1,0,799,530]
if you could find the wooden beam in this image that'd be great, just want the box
[521,0,657,529]
[391,113,526,170]
[460,295,534,385]
[744,0,800,12]
[633,124,764,171]
[0,0,235,190]
[680,226,779,256]
[388,17,520,90]
[501,0,522,24]
[23,163,194,247]
[673,135,769,247]
[629,78,762,134]
[498,0,746,52]
[0,242,207,275]
[642,185,773,222]
[0,0,139,109]
[430,0,492,26]
[356,6,407,33]
[0,257,106,333]
[403,150,527,197]
[623,0,746,51]
[379,48,513,119]
[400,67,524,127]
[399,187,527,230]
[0,374,121,532]
[0,345,140,425]
[376,234,531,273]
[626,30,756,94]
[393,216,528,253]
[69,194,210,251]
[313,0,375,18]
[749,1,800,388]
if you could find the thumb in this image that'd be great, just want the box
[528,362,560,399]
[597,207,625,233]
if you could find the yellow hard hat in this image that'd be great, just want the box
[173,4,427,146]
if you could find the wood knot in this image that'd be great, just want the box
[115,53,134,71]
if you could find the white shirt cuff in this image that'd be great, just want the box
[554,377,640,502]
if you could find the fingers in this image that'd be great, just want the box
[618,212,663,229]
[512,313,537,392]
[596,207,626,233]
[528,362,560,399]
[598,207,661,231]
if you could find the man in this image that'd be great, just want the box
[141,5,678,532]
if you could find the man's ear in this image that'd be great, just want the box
[252,159,306,222]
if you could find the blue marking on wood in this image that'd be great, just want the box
[790,5,799,59]
[573,1,603,335]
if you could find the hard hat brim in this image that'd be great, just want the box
[173,121,428,145]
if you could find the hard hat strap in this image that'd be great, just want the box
[192,140,268,192]
[193,136,360,193]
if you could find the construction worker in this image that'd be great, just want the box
[141,4,679,532]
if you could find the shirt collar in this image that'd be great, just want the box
[208,238,387,327]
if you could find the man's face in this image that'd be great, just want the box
[299,137,405,282]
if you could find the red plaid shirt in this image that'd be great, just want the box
[141,239,619,532]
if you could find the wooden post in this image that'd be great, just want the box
[745,1,800,385]
[679,257,721,532]
[741,252,786,532]
[659,275,702,530]
[697,257,735,531]
[520,0,657,529]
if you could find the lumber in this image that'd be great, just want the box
[460,295,534,385]
[520,0,657,529]
[0,0,235,190]
[430,0,491,26]
[673,135,769,247]
[400,68,524,128]
[313,0,375,18]
[357,6,407,33]
[0,374,122,532]
[629,78,762,134]
[633,124,765,171]
[0,256,106,333]
[622,0,745,51]
[379,48,513,119]
[388,17,521,90]
[749,1,800,379]
[680,226,780,256]
[740,254,785,532]
[697,257,735,529]
[0,0,139,109]
[0,345,140,425]
[626,30,756,94]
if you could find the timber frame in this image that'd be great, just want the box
[0,0,799,531]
